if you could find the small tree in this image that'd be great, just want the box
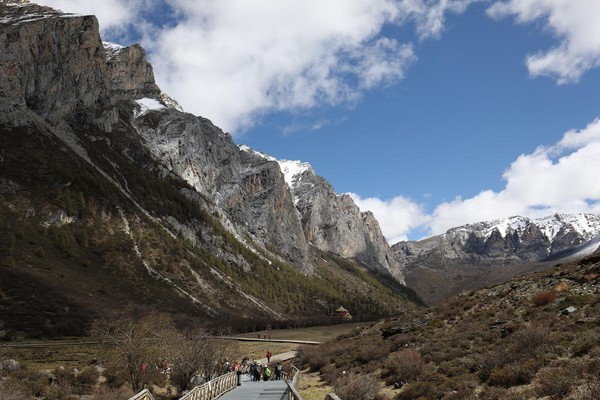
[168,329,237,391]
[91,311,171,392]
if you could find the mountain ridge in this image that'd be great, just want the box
[393,212,600,304]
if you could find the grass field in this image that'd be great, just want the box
[2,322,368,371]
[237,322,368,342]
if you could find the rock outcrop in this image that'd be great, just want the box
[133,111,312,272]
[240,148,405,282]
[289,164,403,281]
[0,2,110,124]
[104,42,162,101]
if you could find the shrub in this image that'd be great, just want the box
[0,379,33,400]
[103,365,128,389]
[477,385,507,400]
[571,333,596,357]
[568,377,600,400]
[553,282,571,294]
[298,345,328,372]
[438,359,469,378]
[76,366,100,387]
[488,362,536,388]
[395,372,449,400]
[321,364,341,383]
[356,341,389,364]
[92,386,133,400]
[381,349,424,386]
[511,325,550,356]
[333,372,380,400]
[477,350,518,382]
[535,366,573,399]
[531,291,556,307]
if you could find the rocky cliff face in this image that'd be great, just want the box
[240,148,405,282]
[393,213,600,304]
[104,42,162,101]
[0,2,110,125]
[0,1,415,331]
[133,111,312,272]
[288,164,403,281]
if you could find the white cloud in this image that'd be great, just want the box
[147,0,414,132]
[429,117,600,234]
[349,193,430,244]
[397,0,481,40]
[488,0,600,84]
[36,0,148,35]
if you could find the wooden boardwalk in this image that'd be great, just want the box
[218,375,288,400]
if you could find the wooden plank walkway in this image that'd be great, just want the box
[218,375,288,400]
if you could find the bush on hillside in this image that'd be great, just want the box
[531,291,556,307]
[511,325,550,356]
[333,372,380,400]
[297,345,328,372]
[381,348,424,386]
[0,379,32,400]
[535,366,573,399]
[488,361,536,388]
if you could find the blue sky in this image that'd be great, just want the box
[39,0,600,242]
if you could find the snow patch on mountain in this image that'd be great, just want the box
[446,213,600,244]
[103,41,125,59]
[239,145,313,189]
[134,98,166,117]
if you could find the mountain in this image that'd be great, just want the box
[0,1,420,338]
[239,147,404,282]
[392,213,600,304]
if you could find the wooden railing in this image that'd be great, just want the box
[128,389,155,400]
[286,366,303,400]
[128,364,341,400]
[128,371,237,400]
[286,366,343,400]
[179,371,237,400]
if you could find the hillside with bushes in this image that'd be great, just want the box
[298,253,600,399]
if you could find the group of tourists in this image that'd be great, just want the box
[248,359,284,382]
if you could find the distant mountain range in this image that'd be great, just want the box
[392,213,600,304]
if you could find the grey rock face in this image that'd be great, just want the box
[0,2,110,124]
[133,112,311,272]
[104,43,162,100]
[287,164,404,282]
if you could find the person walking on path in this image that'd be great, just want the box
[253,364,262,382]
[234,363,242,386]
[275,362,283,380]
[266,351,272,363]
[249,362,256,381]
[263,366,272,381]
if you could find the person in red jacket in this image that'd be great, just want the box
[266,351,272,363]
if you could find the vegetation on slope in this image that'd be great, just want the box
[0,122,419,339]
[298,254,600,400]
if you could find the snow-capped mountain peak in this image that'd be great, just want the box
[239,145,313,189]
[447,213,600,244]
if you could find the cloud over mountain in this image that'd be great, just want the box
[37,0,478,133]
